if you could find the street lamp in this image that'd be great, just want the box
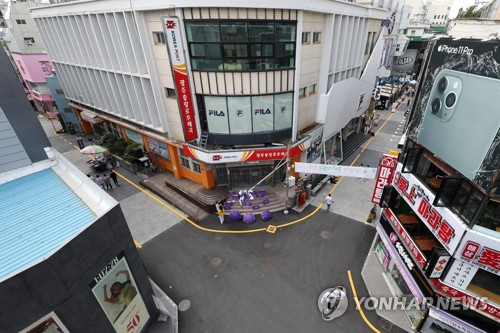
[284,144,290,215]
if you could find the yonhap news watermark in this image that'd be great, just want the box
[355,296,489,311]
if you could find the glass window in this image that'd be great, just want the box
[451,181,486,225]
[402,147,423,173]
[434,177,461,207]
[221,22,248,42]
[152,32,165,45]
[186,23,220,42]
[191,59,222,70]
[205,96,229,133]
[302,32,310,44]
[165,88,176,98]
[276,22,296,41]
[365,32,371,55]
[248,22,275,42]
[313,32,321,43]
[192,160,201,173]
[274,93,293,130]
[252,95,274,132]
[299,87,306,98]
[16,19,26,24]
[228,96,252,134]
[223,44,248,58]
[180,155,190,168]
[276,57,294,68]
[475,199,500,233]
[309,84,316,95]
[466,269,500,305]
[250,44,274,57]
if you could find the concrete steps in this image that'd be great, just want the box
[223,192,285,215]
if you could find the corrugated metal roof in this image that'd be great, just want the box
[0,168,96,281]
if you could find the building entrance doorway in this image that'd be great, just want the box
[229,165,273,189]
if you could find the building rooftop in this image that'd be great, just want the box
[0,168,96,282]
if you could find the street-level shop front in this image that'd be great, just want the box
[363,212,434,331]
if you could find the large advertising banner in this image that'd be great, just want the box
[90,253,149,333]
[295,162,377,178]
[163,17,198,142]
[408,39,500,190]
[205,96,229,134]
[228,96,252,134]
[306,126,324,163]
[252,95,274,132]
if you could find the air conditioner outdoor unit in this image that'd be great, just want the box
[25,40,32,45]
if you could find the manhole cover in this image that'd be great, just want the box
[178,299,191,312]
[262,241,273,249]
[211,257,222,266]
[261,259,273,272]
[321,231,333,240]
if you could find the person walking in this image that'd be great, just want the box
[110,169,120,186]
[103,173,113,190]
[95,175,104,189]
[87,174,95,182]
[324,194,333,212]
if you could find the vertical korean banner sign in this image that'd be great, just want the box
[163,17,198,142]
[372,154,398,204]
[90,252,150,333]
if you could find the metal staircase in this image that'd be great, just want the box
[199,132,208,148]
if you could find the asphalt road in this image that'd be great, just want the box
[139,209,383,333]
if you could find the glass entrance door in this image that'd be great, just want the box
[229,165,273,189]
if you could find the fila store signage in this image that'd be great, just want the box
[456,231,500,276]
[372,154,398,204]
[391,163,467,253]
[163,17,198,142]
[183,140,308,164]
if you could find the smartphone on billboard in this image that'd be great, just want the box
[416,69,500,181]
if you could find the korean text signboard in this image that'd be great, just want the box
[456,231,500,276]
[391,164,467,253]
[163,17,198,141]
[372,154,398,204]
[90,252,150,333]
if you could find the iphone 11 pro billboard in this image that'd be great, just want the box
[408,39,500,191]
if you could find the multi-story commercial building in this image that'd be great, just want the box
[0,42,163,332]
[363,38,500,332]
[0,0,57,113]
[31,0,399,190]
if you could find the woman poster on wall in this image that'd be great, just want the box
[89,252,150,333]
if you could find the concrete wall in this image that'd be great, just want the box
[0,205,157,332]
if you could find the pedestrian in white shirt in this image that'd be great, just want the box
[324,194,333,212]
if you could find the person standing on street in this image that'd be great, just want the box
[324,194,333,212]
[216,202,225,224]
[95,175,104,189]
[103,173,113,191]
[110,169,120,186]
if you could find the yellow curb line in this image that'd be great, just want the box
[53,125,380,237]
[348,270,381,333]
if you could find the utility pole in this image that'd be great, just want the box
[284,144,290,215]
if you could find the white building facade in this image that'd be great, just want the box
[32,0,396,189]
